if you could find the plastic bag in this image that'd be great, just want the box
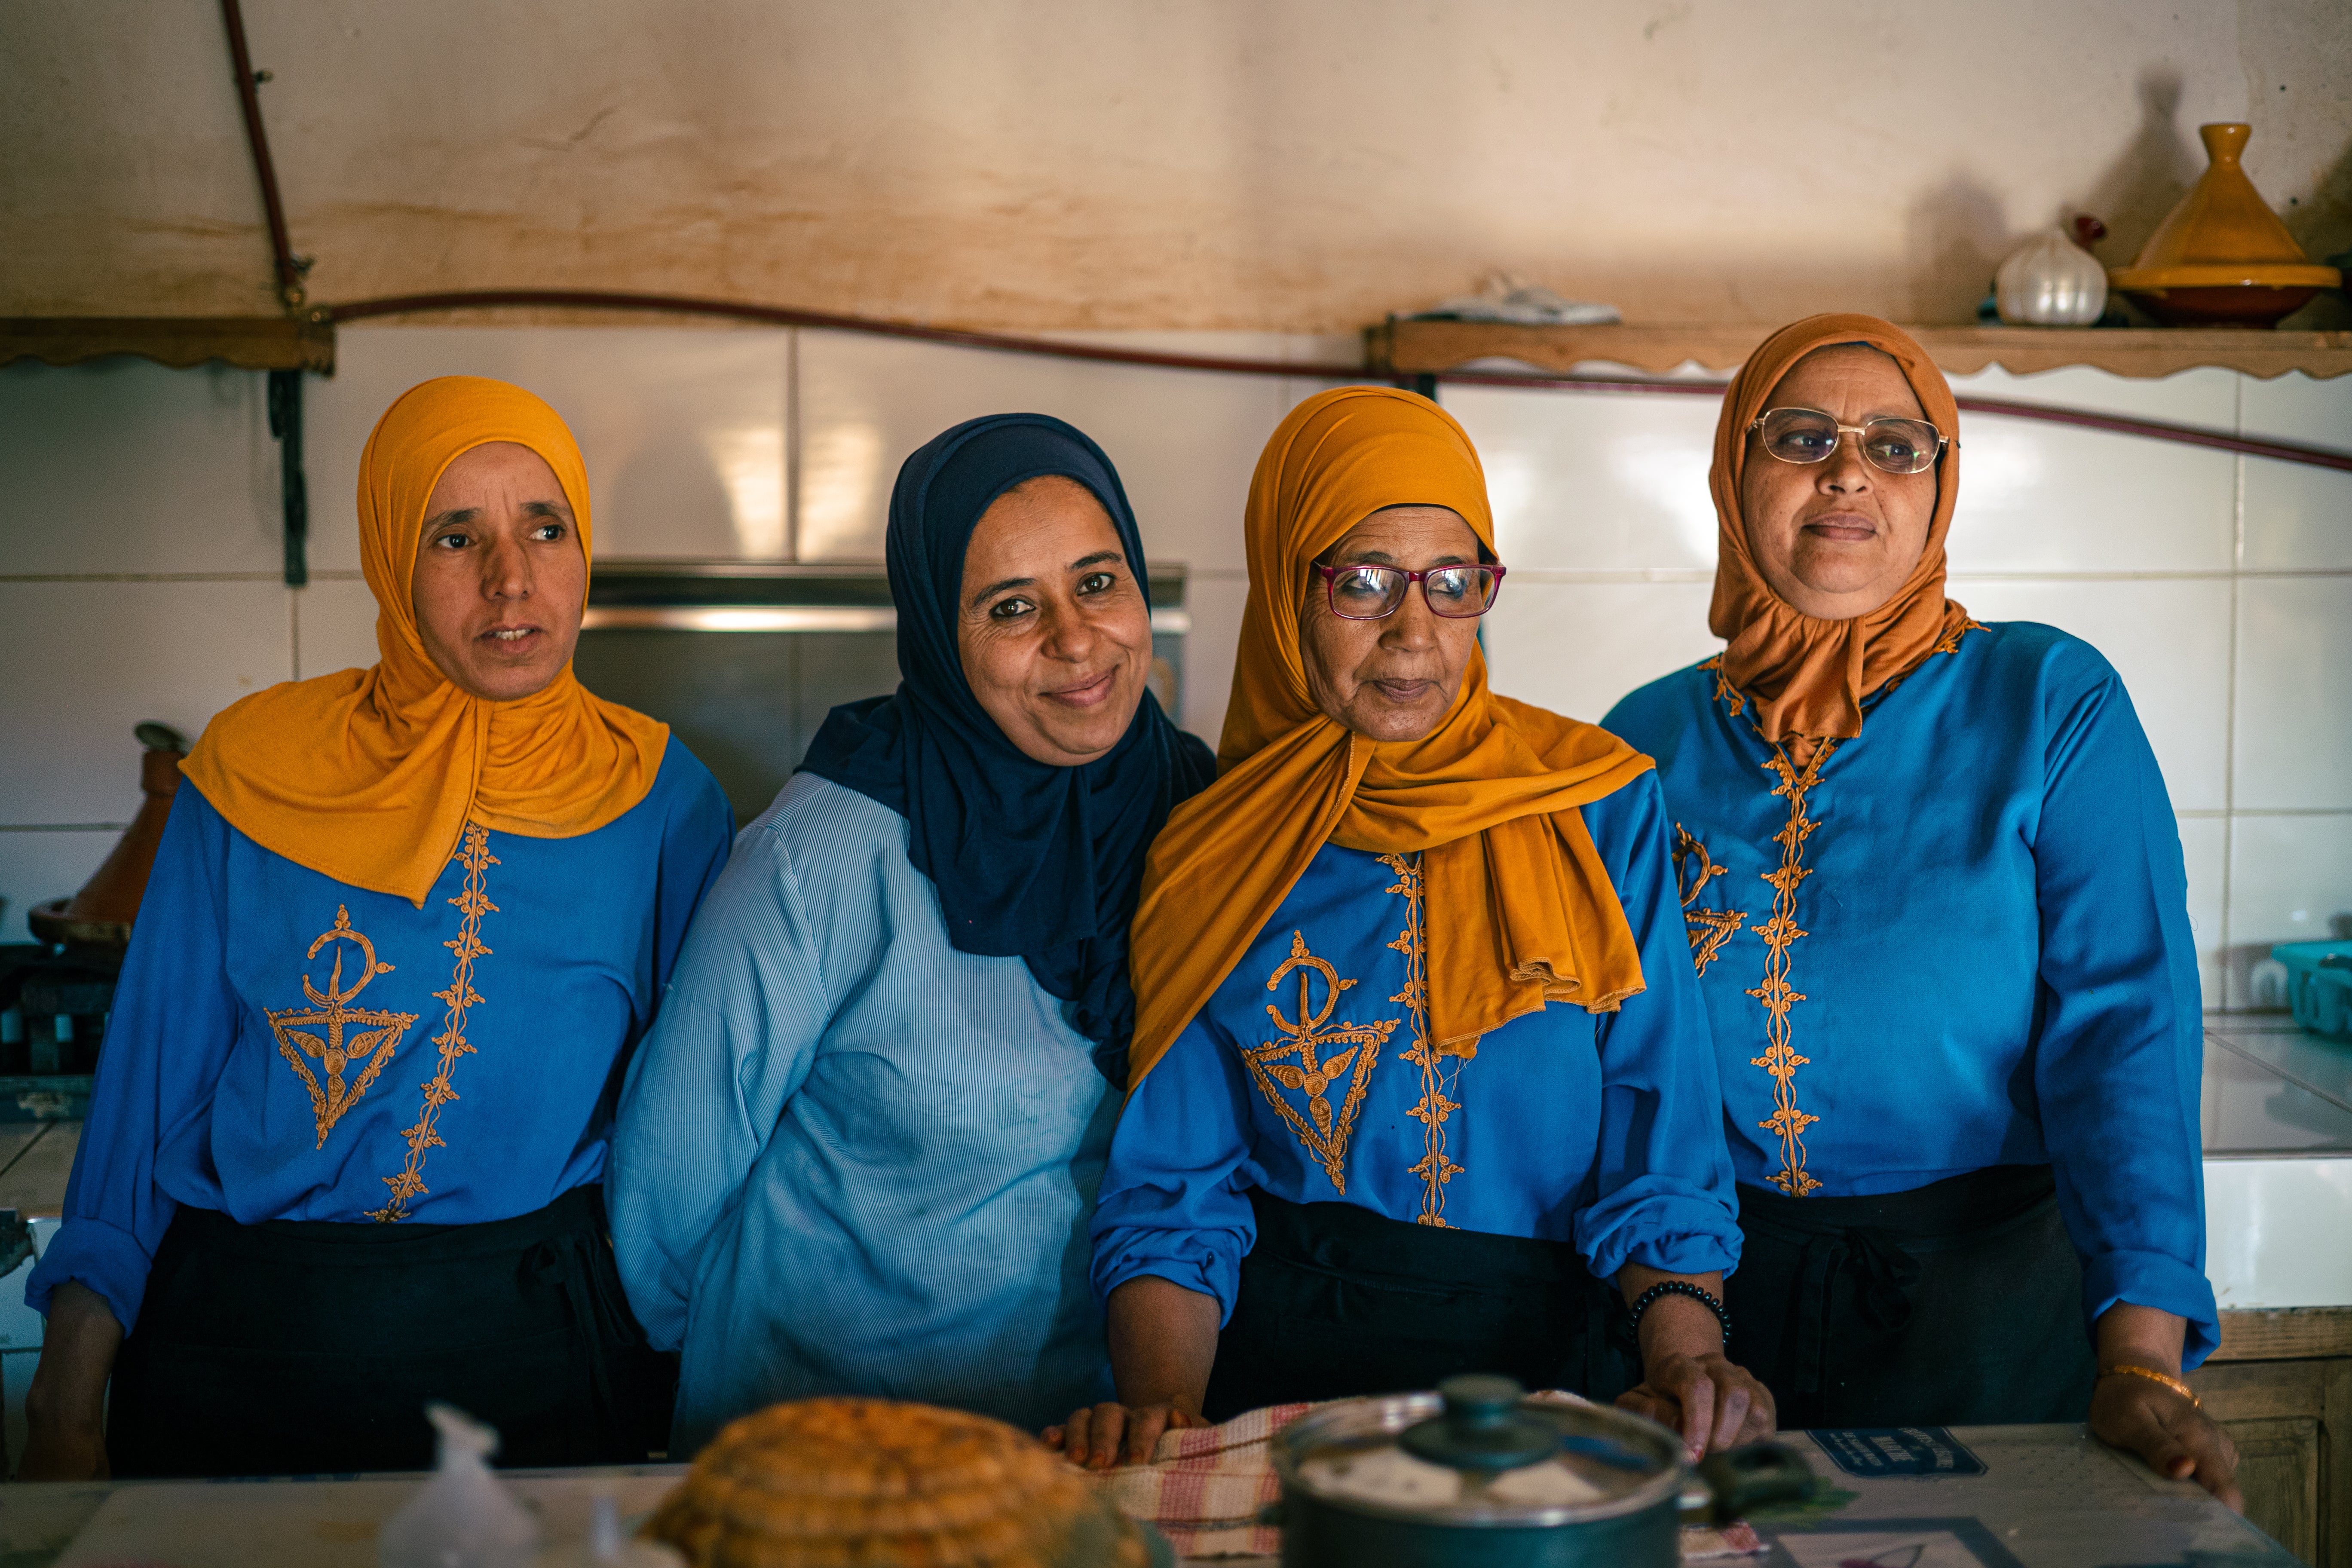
[377,1403,542,1568]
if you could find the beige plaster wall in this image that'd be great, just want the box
[4,0,2349,328]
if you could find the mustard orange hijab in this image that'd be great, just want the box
[181,377,668,905]
[1709,314,1972,743]
[1125,388,1654,1090]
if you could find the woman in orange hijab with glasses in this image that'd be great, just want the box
[1054,388,1770,1469]
[20,378,732,1481]
[1604,315,2237,1504]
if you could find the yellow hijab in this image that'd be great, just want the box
[181,377,668,905]
[1125,388,1654,1090]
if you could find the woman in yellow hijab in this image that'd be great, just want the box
[1054,388,1769,1467]
[22,377,732,1481]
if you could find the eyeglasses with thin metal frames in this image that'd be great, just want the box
[1749,406,1951,477]
[1312,563,1507,621]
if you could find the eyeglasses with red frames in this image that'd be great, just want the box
[1313,562,1507,621]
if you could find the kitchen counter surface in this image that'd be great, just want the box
[0,1424,2292,1567]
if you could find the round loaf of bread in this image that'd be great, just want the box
[645,1397,1154,1568]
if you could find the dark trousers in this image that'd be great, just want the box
[108,1184,674,1477]
[1202,1189,1632,1422]
[1725,1164,2098,1430]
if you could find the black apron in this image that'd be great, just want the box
[108,1184,674,1477]
[1726,1163,2098,1430]
[1202,1189,1632,1422]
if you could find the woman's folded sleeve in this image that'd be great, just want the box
[2029,655,2219,1365]
[609,818,828,1352]
[25,792,237,1332]
[1571,773,1745,1285]
[1088,1019,1259,1325]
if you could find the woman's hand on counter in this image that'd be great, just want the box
[2090,1372,2241,1510]
[20,1281,122,1482]
[2091,1302,2241,1511]
[1614,1266,1776,1458]
[1044,1400,1207,1469]
[1046,1274,1221,1469]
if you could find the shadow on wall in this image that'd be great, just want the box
[1905,170,2012,323]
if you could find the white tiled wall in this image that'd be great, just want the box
[1,335,2345,1008]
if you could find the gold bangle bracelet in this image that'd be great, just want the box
[2100,1363,2200,1407]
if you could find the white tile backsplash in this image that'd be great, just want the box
[1945,365,2239,576]
[0,358,280,577]
[796,329,1277,572]
[2225,813,2352,1008]
[1950,577,2233,814]
[1482,579,1721,726]
[0,580,293,826]
[2239,371,2352,572]
[292,579,386,683]
[310,326,793,569]
[1446,385,1721,572]
[0,830,117,942]
[2233,575,2352,813]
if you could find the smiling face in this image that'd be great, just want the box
[408,441,587,701]
[956,475,1154,766]
[1738,345,1940,620]
[1299,505,1485,743]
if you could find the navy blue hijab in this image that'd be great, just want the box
[799,413,1216,1082]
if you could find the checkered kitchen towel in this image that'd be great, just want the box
[1079,1398,1765,1560]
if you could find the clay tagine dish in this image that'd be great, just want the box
[2110,123,2340,327]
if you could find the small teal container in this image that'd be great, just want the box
[2274,939,2352,1039]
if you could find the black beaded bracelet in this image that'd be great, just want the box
[1629,1280,1732,1343]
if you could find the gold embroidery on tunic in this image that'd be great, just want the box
[1705,626,1981,1197]
[1243,931,1397,1197]
[1381,853,1469,1227]
[266,907,421,1149]
[1672,825,1745,978]
[370,824,499,1222]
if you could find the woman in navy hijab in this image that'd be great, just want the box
[610,414,1213,1453]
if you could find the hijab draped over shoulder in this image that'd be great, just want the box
[181,377,668,906]
[1709,313,1972,743]
[1126,387,1655,1092]
[798,413,1216,1083]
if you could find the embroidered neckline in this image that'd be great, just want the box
[266,907,421,1149]
[369,822,499,1222]
[1700,622,1980,1197]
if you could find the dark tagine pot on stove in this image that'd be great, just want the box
[1270,1375,1813,1568]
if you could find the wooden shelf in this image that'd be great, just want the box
[1368,319,2352,381]
[0,316,336,374]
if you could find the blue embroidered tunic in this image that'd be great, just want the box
[1090,770,1742,1320]
[1602,622,2219,1363]
[26,747,732,1335]
[608,773,1125,1452]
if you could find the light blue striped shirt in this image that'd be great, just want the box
[609,773,1117,1452]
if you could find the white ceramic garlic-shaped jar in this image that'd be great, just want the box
[1996,228,2108,326]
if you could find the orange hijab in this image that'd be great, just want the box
[181,377,668,906]
[1125,388,1654,1090]
[1709,314,1972,743]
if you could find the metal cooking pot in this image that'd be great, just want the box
[1269,1374,1813,1567]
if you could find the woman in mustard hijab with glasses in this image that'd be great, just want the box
[20,377,732,1480]
[1057,388,1767,1468]
[1605,315,2236,1504]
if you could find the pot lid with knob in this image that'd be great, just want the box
[1274,1374,1812,1531]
